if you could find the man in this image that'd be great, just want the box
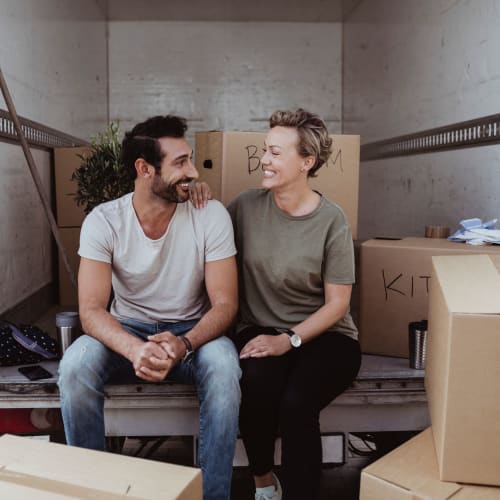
[58,115,241,500]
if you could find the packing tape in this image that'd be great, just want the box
[425,225,450,239]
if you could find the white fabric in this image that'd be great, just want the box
[79,193,236,322]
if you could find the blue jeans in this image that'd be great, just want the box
[58,319,241,500]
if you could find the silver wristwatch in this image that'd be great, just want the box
[286,329,302,348]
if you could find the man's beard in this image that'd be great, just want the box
[152,176,191,203]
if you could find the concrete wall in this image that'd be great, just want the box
[107,0,346,22]
[0,0,107,315]
[344,0,500,240]
[4,0,500,313]
[108,21,343,143]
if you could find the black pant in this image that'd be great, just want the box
[235,327,361,500]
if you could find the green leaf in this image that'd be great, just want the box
[71,121,133,214]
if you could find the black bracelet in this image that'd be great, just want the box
[180,335,194,362]
[181,335,193,352]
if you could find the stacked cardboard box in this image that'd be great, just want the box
[360,428,500,499]
[195,132,360,239]
[54,147,89,306]
[0,434,201,498]
[425,254,500,486]
[359,237,500,357]
[361,253,500,497]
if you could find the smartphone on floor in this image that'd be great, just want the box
[18,365,53,381]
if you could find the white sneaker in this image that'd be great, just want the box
[254,472,282,500]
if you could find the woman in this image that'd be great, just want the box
[227,109,361,500]
[191,108,361,499]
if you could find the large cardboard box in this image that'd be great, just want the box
[360,428,500,499]
[57,227,80,306]
[425,254,500,486]
[54,147,90,227]
[0,434,202,498]
[195,132,360,238]
[359,237,500,357]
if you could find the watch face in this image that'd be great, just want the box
[290,333,302,348]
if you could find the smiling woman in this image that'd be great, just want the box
[228,108,361,500]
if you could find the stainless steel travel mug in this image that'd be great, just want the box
[55,311,81,355]
[408,320,428,370]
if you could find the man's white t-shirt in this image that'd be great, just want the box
[79,193,236,323]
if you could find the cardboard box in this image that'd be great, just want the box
[425,254,500,486]
[360,428,500,499]
[57,227,80,306]
[54,147,90,227]
[0,434,202,499]
[359,237,500,357]
[195,132,360,238]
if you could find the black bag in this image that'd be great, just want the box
[0,321,59,366]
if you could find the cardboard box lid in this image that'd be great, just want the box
[361,429,500,499]
[431,254,500,314]
[0,434,201,499]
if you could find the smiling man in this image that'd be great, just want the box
[58,115,241,500]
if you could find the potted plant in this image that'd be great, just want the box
[71,122,133,214]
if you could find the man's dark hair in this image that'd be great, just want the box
[121,115,188,180]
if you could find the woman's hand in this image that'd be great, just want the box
[240,334,291,359]
[189,181,213,209]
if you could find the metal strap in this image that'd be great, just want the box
[0,108,88,150]
[361,113,500,161]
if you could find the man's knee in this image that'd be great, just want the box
[58,335,107,392]
[195,337,241,405]
[197,336,241,378]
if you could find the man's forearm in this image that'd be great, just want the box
[184,301,237,350]
[80,307,143,361]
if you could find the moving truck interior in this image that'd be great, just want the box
[1,1,499,498]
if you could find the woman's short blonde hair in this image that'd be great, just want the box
[269,108,332,177]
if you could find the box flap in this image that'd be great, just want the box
[362,429,461,499]
[431,255,500,314]
[360,471,414,499]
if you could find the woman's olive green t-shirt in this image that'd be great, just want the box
[228,189,358,340]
